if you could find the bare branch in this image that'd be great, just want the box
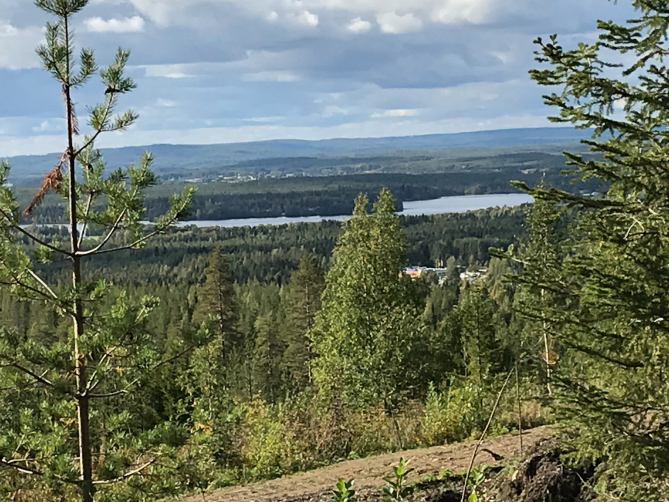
[86,223,172,256]
[1,361,55,388]
[87,378,138,399]
[27,269,59,300]
[0,458,78,484]
[0,279,59,305]
[78,193,95,248]
[87,345,195,398]
[92,458,156,486]
[0,458,44,476]
[78,209,127,256]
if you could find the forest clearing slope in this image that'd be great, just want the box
[181,426,553,502]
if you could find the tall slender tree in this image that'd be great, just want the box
[0,1,195,501]
[283,254,325,388]
[195,248,240,362]
[457,281,502,385]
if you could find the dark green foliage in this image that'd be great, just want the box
[283,254,325,390]
[1,194,543,499]
[195,249,240,360]
[24,204,527,288]
[459,282,505,384]
[18,161,602,224]
[310,189,431,413]
[504,2,669,499]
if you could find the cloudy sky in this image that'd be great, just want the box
[0,0,629,156]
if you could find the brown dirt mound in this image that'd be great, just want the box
[490,439,591,502]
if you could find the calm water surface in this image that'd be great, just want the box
[176,193,533,228]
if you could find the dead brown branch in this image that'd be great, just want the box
[23,158,64,216]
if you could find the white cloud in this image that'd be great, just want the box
[297,10,319,27]
[32,119,65,133]
[85,16,146,33]
[109,0,618,33]
[143,64,196,78]
[323,106,349,117]
[243,116,285,123]
[377,12,422,34]
[347,17,372,33]
[0,22,43,69]
[156,98,177,107]
[0,23,17,36]
[117,0,182,26]
[244,70,300,82]
[430,0,494,24]
[372,108,421,118]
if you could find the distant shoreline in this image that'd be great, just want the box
[20,193,532,230]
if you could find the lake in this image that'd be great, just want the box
[176,193,533,228]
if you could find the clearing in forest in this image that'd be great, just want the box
[181,426,552,502]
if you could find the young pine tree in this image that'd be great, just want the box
[0,2,196,501]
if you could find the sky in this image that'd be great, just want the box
[0,0,631,157]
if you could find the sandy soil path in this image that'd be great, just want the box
[181,426,553,502]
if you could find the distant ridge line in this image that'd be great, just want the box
[5,126,591,184]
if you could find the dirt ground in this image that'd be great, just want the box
[181,426,553,502]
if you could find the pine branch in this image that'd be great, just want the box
[0,360,54,388]
[0,206,72,256]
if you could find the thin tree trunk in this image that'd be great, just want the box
[541,288,552,395]
[515,364,523,456]
[459,369,514,502]
[384,398,404,450]
[64,14,94,502]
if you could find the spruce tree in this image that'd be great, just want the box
[253,310,285,403]
[283,254,325,389]
[518,1,669,498]
[457,281,504,384]
[195,248,240,363]
[0,1,195,501]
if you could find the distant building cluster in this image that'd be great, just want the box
[402,267,449,284]
[402,266,489,284]
[459,268,489,282]
[217,174,258,183]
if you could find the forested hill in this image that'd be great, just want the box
[5,127,590,184]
